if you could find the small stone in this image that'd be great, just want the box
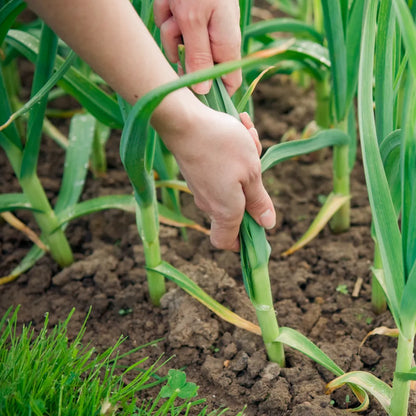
[229,351,248,372]
[261,362,281,381]
[223,342,237,360]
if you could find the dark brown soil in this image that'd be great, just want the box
[1,68,415,414]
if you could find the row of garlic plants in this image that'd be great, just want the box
[1,0,359,393]
[1,0,416,413]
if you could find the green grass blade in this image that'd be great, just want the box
[245,18,324,44]
[153,138,183,214]
[157,203,208,233]
[252,38,330,67]
[347,105,358,169]
[0,63,22,149]
[90,120,110,177]
[117,94,132,123]
[339,0,349,30]
[269,0,301,18]
[239,38,330,85]
[216,78,240,118]
[400,261,416,338]
[261,128,349,172]
[395,367,416,381]
[282,193,350,256]
[0,246,44,284]
[56,195,135,226]
[380,129,402,215]
[0,0,25,45]
[55,194,204,236]
[0,193,33,212]
[358,0,404,328]
[375,0,395,142]
[326,371,392,413]
[380,129,402,165]
[345,0,365,111]
[400,76,416,280]
[240,0,252,53]
[150,261,262,336]
[203,77,227,113]
[321,0,347,122]
[236,66,276,113]
[54,114,95,214]
[20,23,58,179]
[393,0,416,81]
[6,29,123,129]
[277,327,344,376]
[0,50,76,133]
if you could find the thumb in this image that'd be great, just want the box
[244,180,276,230]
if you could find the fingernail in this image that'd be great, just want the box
[249,127,259,139]
[260,209,276,229]
[193,81,211,95]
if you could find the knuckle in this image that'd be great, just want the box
[244,161,262,183]
[171,3,205,27]
[188,50,213,67]
[160,19,177,38]
[210,235,232,250]
[193,195,211,214]
[246,194,268,212]
[223,71,243,93]
[212,207,240,226]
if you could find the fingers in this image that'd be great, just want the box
[178,17,213,94]
[209,4,242,95]
[208,175,276,251]
[238,114,275,230]
[153,0,170,27]
[240,112,262,156]
[243,174,276,230]
[158,16,182,63]
[154,0,242,95]
[193,184,244,252]
[210,217,241,252]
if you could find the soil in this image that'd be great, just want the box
[1,41,416,416]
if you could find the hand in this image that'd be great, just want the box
[156,100,276,251]
[154,0,242,95]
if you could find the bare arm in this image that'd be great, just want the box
[26,0,196,131]
[26,0,276,250]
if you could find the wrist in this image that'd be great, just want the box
[150,87,205,148]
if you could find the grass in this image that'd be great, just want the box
[0,306,244,416]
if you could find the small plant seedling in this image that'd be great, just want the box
[336,284,349,295]
[160,369,198,400]
[345,394,351,408]
[118,308,133,316]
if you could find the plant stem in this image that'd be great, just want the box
[138,203,165,306]
[90,129,107,177]
[371,240,387,314]
[315,76,331,129]
[330,119,350,233]
[3,141,73,267]
[20,175,73,267]
[252,264,285,367]
[390,333,414,416]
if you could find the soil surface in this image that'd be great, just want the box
[1,51,415,416]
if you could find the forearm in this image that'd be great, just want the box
[26,0,198,133]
